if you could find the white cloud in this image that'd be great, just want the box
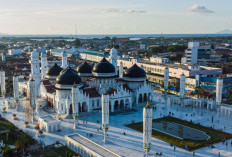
[186,5,214,14]
[95,8,146,14]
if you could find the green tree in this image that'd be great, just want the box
[150,46,164,55]
[227,88,232,98]
[2,147,15,157]
[74,38,81,47]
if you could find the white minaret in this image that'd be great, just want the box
[72,84,79,129]
[41,51,48,80]
[164,67,169,95]
[30,50,41,97]
[0,71,6,105]
[109,47,118,75]
[61,51,68,69]
[102,90,109,143]
[13,74,19,111]
[29,78,36,122]
[143,102,153,157]
[1,53,5,62]
[180,73,186,99]
[119,62,123,78]
[216,76,223,106]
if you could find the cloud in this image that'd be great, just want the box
[95,8,146,14]
[186,5,214,14]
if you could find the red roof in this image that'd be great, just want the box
[41,80,55,93]
[83,88,100,98]
[107,88,117,95]
[123,84,133,92]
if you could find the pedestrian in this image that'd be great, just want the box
[193,151,195,156]
[218,152,220,157]
[174,146,176,152]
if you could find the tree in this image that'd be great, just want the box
[227,88,232,98]
[74,38,81,47]
[150,46,164,55]
[2,147,15,157]
[167,45,187,52]
[195,86,206,98]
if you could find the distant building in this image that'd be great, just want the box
[139,42,146,50]
[8,49,23,56]
[181,42,199,65]
[150,56,169,64]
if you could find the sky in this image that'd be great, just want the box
[0,0,231,35]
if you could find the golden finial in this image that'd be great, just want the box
[103,89,107,95]
[145,101,151,109]
[73,82,77,87]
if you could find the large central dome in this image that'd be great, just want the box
[123,64,146,81]
[77,61,92,74]
[92,57,116,78]
[56,67,81,85]
[93,57,115,73]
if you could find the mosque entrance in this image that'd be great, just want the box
[114,100,119,111]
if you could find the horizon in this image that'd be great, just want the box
[0,0,232,35]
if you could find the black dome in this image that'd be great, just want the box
[124,64,146,78]
[77,61,92,73]
[56,67,82,85]
[46,63,63,76]
[93,57,115,73]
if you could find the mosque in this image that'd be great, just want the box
[17,48,154,116]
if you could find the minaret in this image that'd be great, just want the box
[102,90,109,143]
[0,71,5,105]
[1,53,5,62]
[13,74,19,111]
[119,62,123,78]
[30,50,41,97]
[180,74,185,98]
[29,78,36,122]
[143,102,153,157]
[41,51,48,80]
[72,84,79,129]
[61,51,68,69]
[216,76,223,106]
[109,47,118,75]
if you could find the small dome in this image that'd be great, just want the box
[56,67,81,85]
[46,63,63,76]
[77,61,92,74]
[124,64,146,78]
[93,57,115,73]
[31,51,39,59]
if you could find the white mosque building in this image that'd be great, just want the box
[18,48,154,116]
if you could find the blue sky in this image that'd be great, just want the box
[0,0,231,34]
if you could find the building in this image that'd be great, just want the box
[181,42,199,65]
[18,48,154,117]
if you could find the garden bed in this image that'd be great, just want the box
[126,116,232,151]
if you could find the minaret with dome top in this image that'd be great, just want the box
[109,47,118,75]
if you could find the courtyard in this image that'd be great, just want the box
[1,96,232,156]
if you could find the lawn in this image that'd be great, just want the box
[30,145,81,157]
[126,116,232,151]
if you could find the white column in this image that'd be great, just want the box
[41,52,48,80]
[29,78,36,122]
[13,75,19,111]
[61,51,68,69]
[0,71,6,105]
[216,77,223,106]
[102,91,109,143]
[109,48,118,75]
[119,62,123,78]
[164,67,169,95]
[72,84,79,129]
[143,102,153,157]
[180,74,186,106]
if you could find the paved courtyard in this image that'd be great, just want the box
[1,96,232,157]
